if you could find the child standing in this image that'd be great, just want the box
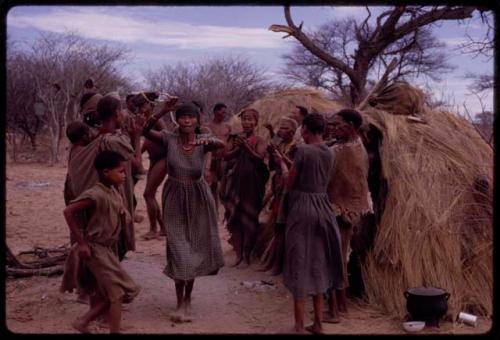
[60,150,141,333]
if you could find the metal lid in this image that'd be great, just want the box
[406,287,447,296]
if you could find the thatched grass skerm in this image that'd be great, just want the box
[241,83,492,320]
[360,83,492,318]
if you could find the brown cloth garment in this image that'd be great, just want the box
[327,137,373,288]
[60,183,140,303]
[328,137,373,224]
[223,134,269,259]
[66,132,136,252]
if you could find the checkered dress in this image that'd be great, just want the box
[161,131,224,280]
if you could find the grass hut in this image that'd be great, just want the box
[227,88,342,141]
[235,83,493,320]
[359,83,493,319]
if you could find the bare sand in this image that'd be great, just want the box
[5,161,492,334]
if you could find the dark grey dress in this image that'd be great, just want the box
[283,143,344,298]
[160,131,225,280]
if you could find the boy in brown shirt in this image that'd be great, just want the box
[61,150,141,333]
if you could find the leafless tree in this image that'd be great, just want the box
[465,72,494,96]
[270,5,488,106]
[458,10,494,60]
[144,55,272,120]
[8,31,132,163]
[7,46,44,157]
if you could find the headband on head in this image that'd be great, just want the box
[140,92,156,105]
[104,91,121,100]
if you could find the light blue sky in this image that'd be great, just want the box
[7,5,493,114]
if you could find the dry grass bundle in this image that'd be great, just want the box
[367,81,426,116]
[227,88,343,142]
[360,103,493,319]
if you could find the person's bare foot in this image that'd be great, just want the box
[134,214,144,223]
[169,310,184,323]
[181,303,193,322]
[96,314,109,328]
[292,326,309,334]
[231,257,243,267]
[305,324,324,334]
[236,261,250,269]
[76,293,89,305]
[72,318,90,333]
[270,267,282,276]
[322,312,340,324]
[141,230,159,241]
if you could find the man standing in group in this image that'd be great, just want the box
[205,103,231,213]
[290,105,308,144]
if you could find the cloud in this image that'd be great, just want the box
[7,7,285,49]
[441,37,470,47]
[322,5,371,19]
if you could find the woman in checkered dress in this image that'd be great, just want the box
[143,101,225,322]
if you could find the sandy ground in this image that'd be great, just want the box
[5,160,493,335]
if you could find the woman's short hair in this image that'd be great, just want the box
[336,109,363,129]
[175,103,200,120]
[302,113,325,135]
[213,102,227,113]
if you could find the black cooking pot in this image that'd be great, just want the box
[404,287,450,324]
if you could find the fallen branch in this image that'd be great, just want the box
[7,265,64,278]
[6,243,69,275]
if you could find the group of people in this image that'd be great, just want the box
[59,86,374,335]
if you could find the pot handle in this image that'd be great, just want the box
[444,293,450,300]
[404,291,410,299]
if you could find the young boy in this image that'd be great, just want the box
[60,150,141,334]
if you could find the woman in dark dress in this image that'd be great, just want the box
[223,108,269,268]
[275,113,344,334]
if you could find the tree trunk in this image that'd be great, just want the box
[28,133,37,151]
[8,132,18,163]
[48,120,60,164]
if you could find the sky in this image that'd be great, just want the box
[6,5,494,115]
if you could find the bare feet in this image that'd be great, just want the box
[170,305,193,323]
[236,261,250,269]
[169,310,184,323]
[292,326,309,334]
[181,303,193,322]
[141,230,159,241]
[305,324,324,334]
[134,214,144,223]
[322,312,340,324]
[72,318,90,333]
[231,257,243,267]
[76,293,89,305]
